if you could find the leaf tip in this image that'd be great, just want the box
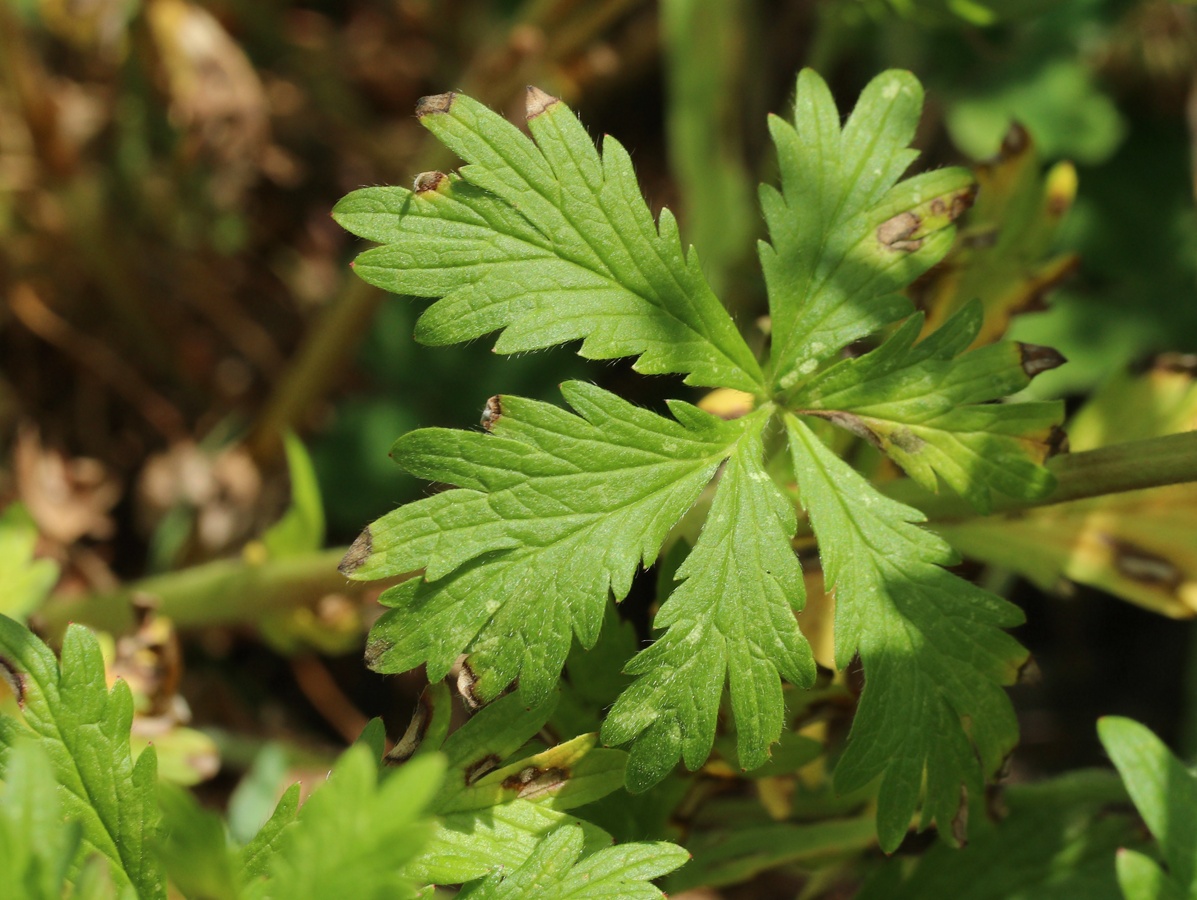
[364,634,393,669]
[480,395,502,431]
[0,655,26,708]
[412,170,448,193]
[1017,343,1067,378]
[415,91,456,117]
[339,527,373,576]
[525,85,560,120]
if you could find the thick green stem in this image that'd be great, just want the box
[36,547,388,637]
[883,431,1197,521]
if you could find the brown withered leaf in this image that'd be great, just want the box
[14,425,120,544]
[106,601,220,784]
[912,125,1079,347]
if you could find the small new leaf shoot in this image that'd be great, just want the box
[0,616,164,898]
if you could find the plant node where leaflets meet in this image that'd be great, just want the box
[333,69,1066,852]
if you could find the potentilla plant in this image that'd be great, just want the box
[332,68,1065,852]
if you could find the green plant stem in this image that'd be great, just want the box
[883,430,1197,520]
[36,547,395,638]
[38,433,1197,636]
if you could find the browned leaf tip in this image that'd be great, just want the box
[944,184,978,220]
[999,122,1031,159]
[1017,343,1067,378]
[525,85,560,120]
[363,636,392,670]
[1016,655,1042,686]
[456,658,485,709]
[1045,424,1069,458]
[415,92,456,117]
[480,396,502,432]
[1106,537,1184,591]
[502,764,569,799]
[412,171,448,193]
[339,527,372,576]
[385,687,435,765]
[0,657,25,708]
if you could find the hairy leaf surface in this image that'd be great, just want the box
[789,303,1064,512]
[786,418,1028,852]
[350,381,740,703]
[244,748,442,900]
[0,617,163,898]
[456,825,688,900]
[403,692,625,886]
[602,421,815,789]
[335,88,763,392]
[760,68,975,395]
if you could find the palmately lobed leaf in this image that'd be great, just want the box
[244,748,444,900]
[335,87,764,393]
[349,381,742,704]
[760,68,976,396]
[788,302,1065,513]
[602,420,815,790]
[786,418,1028,852]
[0,616,164,898]
[455,824,689,900]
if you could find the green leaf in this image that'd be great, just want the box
[668,815,877,893]
[350,381,741,704]
[602,418,815,790]
[785,418,1028,852]
[0,504,59,621]
[1098,716,1197,899]
[156,782,239,900]
[0,617,164,898]
[760,68,975,396]
[788,303,1064,512]
[404,692,627,886]
[455,825,688,900]
[245,748,443,900]
[857,770,1135,899]
[334,88,763,393]
[261,433,325,559]
[236,784,299,882]
[1115,850,1184,900]
[0,740,83,900]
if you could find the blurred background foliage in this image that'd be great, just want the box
[1,0,1197,890]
